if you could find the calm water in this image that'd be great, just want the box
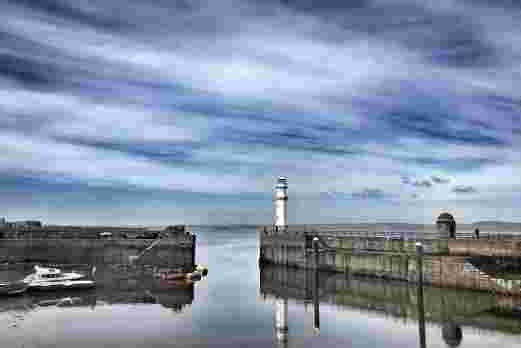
[1,226,521,348]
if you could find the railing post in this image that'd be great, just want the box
[416,242,426,348]
[313,237,319,270]
[191,234,196,270]
[313,259,320,333]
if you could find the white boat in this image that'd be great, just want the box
[23,266,95,290]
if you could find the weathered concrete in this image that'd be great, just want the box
[259,228,521,294]
[448,240,521,257]
[0,232,195,269]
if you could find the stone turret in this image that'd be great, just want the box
[436,213,456,239]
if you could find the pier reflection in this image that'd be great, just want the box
[273,298,288,347]
[269,266,322,348]
[0,264,194,315]
[260,263,521,347]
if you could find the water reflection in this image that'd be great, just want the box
[273,298,288,347]
[0,264,194,315]
[260,263,521,347]
[442,321,463,348]
[270,266,323,348]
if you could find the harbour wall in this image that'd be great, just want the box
[0,233,195,269]
[259,230,521,294]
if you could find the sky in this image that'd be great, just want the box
[0,0,520,225]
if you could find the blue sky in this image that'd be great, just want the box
[0,0,520,225]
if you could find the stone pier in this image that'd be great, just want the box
[259,214,521,294]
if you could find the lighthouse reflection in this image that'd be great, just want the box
[267,264,321,347]
[266,265,322,348]
[271,294,321,348]
[273,298,289,347]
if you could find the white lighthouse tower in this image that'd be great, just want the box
[274,176,288,231]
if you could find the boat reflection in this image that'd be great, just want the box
[0,264,194,314]
[260,263,521,348]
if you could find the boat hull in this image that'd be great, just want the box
[28,280,96,291]
[159,272,186,281]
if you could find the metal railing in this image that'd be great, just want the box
[262,225,521,240]
[455,232,521,240]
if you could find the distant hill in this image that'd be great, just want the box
[468,221,521,234]
[473,221,520,225]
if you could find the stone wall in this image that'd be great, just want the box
[259,231,521,294]
[448,240,521,257]
[0,236,195,269]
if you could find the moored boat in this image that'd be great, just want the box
[185,271,202,281]
[154,266,208,281]
[23,266,95,291]
[194,265,209,276]
[157,268,186,281]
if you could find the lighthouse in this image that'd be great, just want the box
[274,177,288,231]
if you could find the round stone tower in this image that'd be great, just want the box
[436,212,456,239]
[274,177,288,231]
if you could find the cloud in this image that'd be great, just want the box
[452,185,478,194]
[0,131,264,195]
[351,188,386,200]
[401,176,432,188]
[431,175,450,184]
[0,0,520,223]
[411,179,432,188]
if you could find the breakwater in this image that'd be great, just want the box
[0,225,195,269]
[258,221,521,294]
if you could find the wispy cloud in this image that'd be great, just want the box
[452,185,478,194]
[431,175,451,184]
[351,188,386,200]
[0,0,520,223]
[401,177,432,188]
